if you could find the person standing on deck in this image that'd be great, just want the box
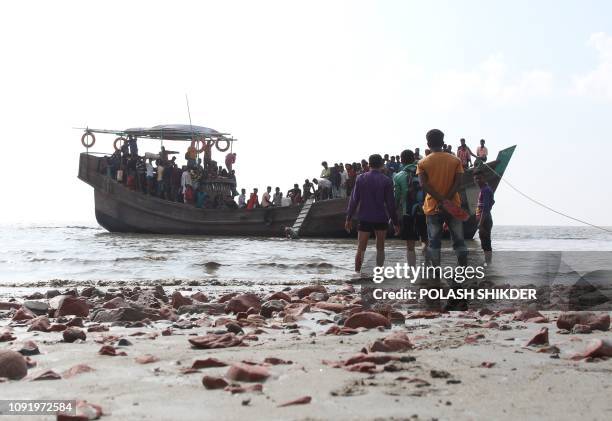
[457,138,473,169]
[417,129,468,269]
[414,148,422,161]
[339,165,348,198]
[238,188,247,208]
[180,166,192,203]
[394,149,428,267]
[473,168,495,264]
[345,154,400,272]
[320,161,330,180]
[262,186,273,208]
[272,187,283,207]
[145,158,155,195]
[302,179,314,201]
[246,188,259,209]
[475,139,488,164]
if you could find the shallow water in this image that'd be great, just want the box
[0,224,611,284]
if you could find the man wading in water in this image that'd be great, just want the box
[346,154,400,272]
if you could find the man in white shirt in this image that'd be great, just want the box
[145,159,155,195]
[262,186,273,208]
[313,178,332,200]
[476,139,488,161]
[339,165,348,198]
[180,167,192,202]
[237,188,247,208]
[272,187,283,206]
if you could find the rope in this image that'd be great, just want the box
[482,161,611,233]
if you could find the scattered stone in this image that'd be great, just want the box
[465,333,485,344]
[296,285,327,299]
[0,330,16,342]
[313,302,345,313]
[192,358,228,369]
[0,350,28,380]
[62,364,95,378]
[28,316,51,332]
[135,354,159,364]
[189,333,244,349]
[226,323,244,335]
[260,300,286,318]
[12,307,35,321]
[263,357,292,365]
[430,370,451,379]
[171,291,193,309]
[63,328,86,343]
[344,312,391,329]
[56,296,89,317]
[191,292,209,302]
[31,369,61,381]
[57,400,103,421]
[369,332,412,353]
[225,294,262,314]
[202,375,229,389]
[525,327,549,347]
[17,340,40,356]
[98,345,127,356]
[481,361,496,368]
[571,339,612,360]
[557,312,610,332]
[571,324,592,334]
[117,338,132,346]
[226,363,270,382]
[224,384,263,394]
[405,311,440,319]
[278,396,312,407]
[512,309,544,322]
[23,300,49,315]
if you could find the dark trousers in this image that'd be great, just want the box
[478,213,493,251]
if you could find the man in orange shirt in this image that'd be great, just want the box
[417,129,468,268]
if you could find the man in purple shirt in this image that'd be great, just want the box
[345,154,400,272]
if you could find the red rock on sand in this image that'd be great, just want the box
[481,361,496,368]
[344,353,396,366]
[278,396,312,407]
[224,384,263,394]
[313,302,346,313]
[225,294,262,314]
[0,330,17,342]
[0,349,28,380]
[526,316,549,323]
[189,333,244,349]
[171,291,193,309]
[16,340,40,356]
[571,339,612,360]
[284,303,310,317]
[57,400,103,421]
[49,323,68,332]
[525,327,549,346]
[482,321,500,329]
[63,328,86,343]
[512,309,544,322]
[465,333,485,344]
[66,317,84,327]
[296,285,327,299]
[31,370,62,381]
[102,296,127,309]
[344,312,391,329]
[325,325,359,335]
[135,354,159,364]
[161,328,173,336]
[263,357,292,365]
[56,296,89,317]
[345,362,380,373]
[98,345,127,356]
[226,363,270,382]
[202,375,229,390]
[405,311,441,320]
[572,324,592,334]
[87,325,109,333]
[191,292,209,302]
[0,302,22,310]
[218,292,239,303]
[27,316,51,332]
[192,358,228,369]
[267,291,292,302]
[557,312,610,332]
[62,364,95,378]
[369,332,413,353]
[12,307,35,321]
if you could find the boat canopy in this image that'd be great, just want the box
[80,124,232,141]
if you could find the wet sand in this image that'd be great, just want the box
[1,281,611,421]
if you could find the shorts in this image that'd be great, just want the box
[358,220,388,233]
[401,214,428,242]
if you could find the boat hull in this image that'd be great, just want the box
[79,146,515,239]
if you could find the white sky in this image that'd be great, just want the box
[1,0,611,226]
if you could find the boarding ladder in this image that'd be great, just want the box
[289,198,315,238]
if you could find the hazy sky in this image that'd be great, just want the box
[1,0,611,226]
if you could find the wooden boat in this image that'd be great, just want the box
[77,125,515,238]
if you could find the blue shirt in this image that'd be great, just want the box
[347,169,398,224]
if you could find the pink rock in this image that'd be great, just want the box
[512,309,544,321]
[224,384,263,394]
[267,291,292,302]
[202,375,229,389]
[571,339,612,360]
[171,291,193,309]
[344,353,396,366]
[98,345,126,356]
[405,311,441,319]
[12,307,35,321]
[481,361,496,368]
[344,312,391,329]
[0,350,28,380]
[525,327,549,346]
[49,323,68,332]
[0,302,21,310]
[62,364,95,378]
[225,294,262,314]
[192,358,228,369]
[102,296,127,309]
[191,292,209,302]
[56,297,89,317]
[296,285,327,299]
[188,333,244,349]
[465,333,485,344]
[135,354,159,364]
[0,330,16,342]
[31,369,61,381]
[278,396,312,407]
[345,361,380,373]
[63,328,86,343]
[313,302,346,313]
[226,363,270,382]
[284,303,310,316]
[27,316,51,332]
[369,332,412,352]
[57,400,103,421]
[325,325,359,335]
[557,312,610,332]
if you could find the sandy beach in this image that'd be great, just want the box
[1,280,611,421]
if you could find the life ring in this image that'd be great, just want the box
[113,137,127,151]
[216,138,231,152]
[81,131,96,148]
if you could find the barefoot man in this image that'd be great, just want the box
[345,154,400,272]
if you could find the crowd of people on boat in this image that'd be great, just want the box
[237,138,489,209]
